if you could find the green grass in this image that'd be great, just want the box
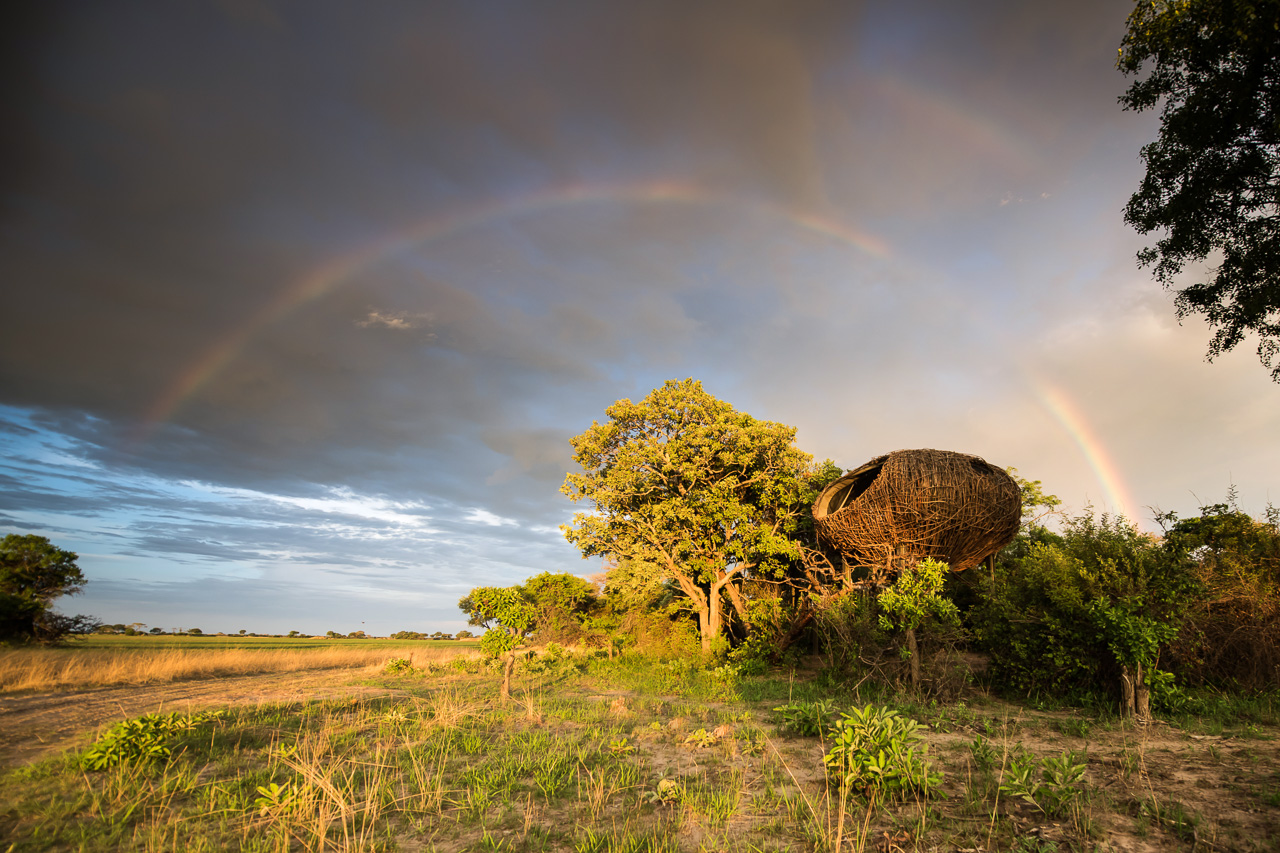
[1,649,1273,852]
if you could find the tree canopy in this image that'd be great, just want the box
[561,378,816,652]
[1119,0,1280,380]
[0,534,88,643]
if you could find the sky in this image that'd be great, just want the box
[2,0,1278,636]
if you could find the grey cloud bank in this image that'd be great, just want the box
[1,0,1276,634]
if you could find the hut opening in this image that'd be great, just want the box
[812,448,1021,583]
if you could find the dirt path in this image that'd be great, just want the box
[0,667,394,769]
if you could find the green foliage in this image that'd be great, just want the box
[729,595,789,674]
[80,711,221,770]
[977,510,1198,702]
[0,534,88,643]
[522,571,597,643]
[1007,468,1064,529]
[771,699,833,736]
[683,727,716,748]
[460,585,536,660]
[969,736,998,773]
[479,627,519,659]
[822,704,942,800]
[877,558,960,633]
[999,748,1088,817]
[812,589,889,672]
[1160,501,1280,688]
[252,782,295,817]
[561,378,815,650]
[1118,0,1280,381]
[383,657,415,674]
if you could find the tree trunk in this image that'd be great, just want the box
[1120,663,1151,723]
[723,580,749,627]
[776,607,814,655]
[671,568,714,654]
[906,627,920,690]
[501,651,516,702]
[707,589,724,654]
[1134,662,1151,724]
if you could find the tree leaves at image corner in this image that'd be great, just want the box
[1118,0,1280,380]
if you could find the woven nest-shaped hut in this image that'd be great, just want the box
[813,449,1021,581]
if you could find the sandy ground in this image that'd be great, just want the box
[0,667,392,769]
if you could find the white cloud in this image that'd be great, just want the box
[463,508,518,527]
[356,310,434,332]
[180,482,434,527]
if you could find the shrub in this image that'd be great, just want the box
[823,704,941,800]
[1161,503,1280,689]
[975,511,1198,716]
[80,711,221,770]
[812,589,889,673]
[772,699,833,736]
[729,595,789,673]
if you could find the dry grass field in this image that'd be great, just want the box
[0,638,477,693]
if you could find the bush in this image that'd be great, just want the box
[975,511,1197,713]
[80,711,222,770]
[823,704,942,801]
[812,589,889,673]
[1161,504,1280,690]
[772,699,833,736]
[729,595,789,673]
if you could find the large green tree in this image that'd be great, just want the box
[561,379,815,653]
[0,534,87,643]
[1119,0,1280,380]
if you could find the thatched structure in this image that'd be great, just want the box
[813,449,1021,582]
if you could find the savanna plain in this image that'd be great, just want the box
[1,636,1278,853]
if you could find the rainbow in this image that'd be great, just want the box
[1032,381,1139,524]
[140,180,891,434]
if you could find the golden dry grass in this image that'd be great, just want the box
[0,644,478,693]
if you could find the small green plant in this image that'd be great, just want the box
[80,711,221,770]
[684,727,716,748]
[969,736,998,773]
[252,782,295,817]
[645,778,684,806]
[1040,750,1088,814]
[383,656,415,674]
[822,704,942,800]
[999,748,1088,817]
[772,699,832,736]
[607,737,636,756]
[1000,751,1042,809]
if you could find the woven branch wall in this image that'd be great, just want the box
[813,448,1021,580]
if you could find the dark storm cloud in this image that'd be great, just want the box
[1,0,1135,507]
[6,0,1278,633]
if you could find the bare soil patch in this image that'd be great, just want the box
[0,666,392,768]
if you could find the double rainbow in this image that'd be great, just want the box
[140,180,891,434]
